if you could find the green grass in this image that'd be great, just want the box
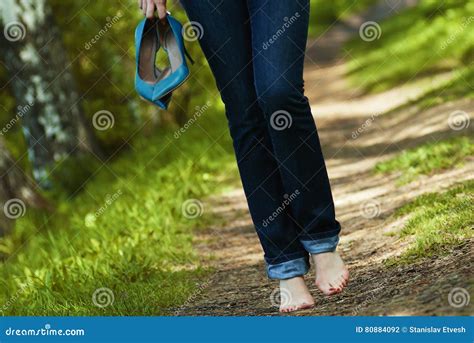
[385,180,474,266]
[386,66,474,113]
[346,0,474,92]
[375,136,474,184]
[413,67,474,108]
[309,0,378,37]
[0,108,238,316]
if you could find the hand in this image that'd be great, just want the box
[138,0,167,20]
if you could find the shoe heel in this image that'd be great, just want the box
[184,47,195,65]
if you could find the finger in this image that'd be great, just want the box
[155,0,167,20]
[146,0,155,18]
[141,0,147,16]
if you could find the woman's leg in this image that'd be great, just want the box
[247,0,349,294]
[179,0,312,285]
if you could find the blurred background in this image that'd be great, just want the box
[0,0,472,315]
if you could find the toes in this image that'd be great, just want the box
[332,275,349,292]
[326,286,339,295]
[343,276,349,286]
[280,302,315,313]
[333,282,345,292]
[329,281,340,291]
[337,275,346,287]
[344,273,350,285]
[317,280,336,295]
[317,278,348,296]
[279,305,297,313]
[328,281,343,295]
[339,275,349,288]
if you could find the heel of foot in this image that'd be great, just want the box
[277,277,315,312]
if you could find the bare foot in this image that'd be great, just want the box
[278,277,315,313]
[312,251,349,296]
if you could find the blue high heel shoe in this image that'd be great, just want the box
[135,18,172,109]
[151,14,194,102]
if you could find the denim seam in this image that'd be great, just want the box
[266,256,310,280]
[264,250,308,265]
[300,235,339,254]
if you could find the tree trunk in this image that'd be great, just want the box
[0,137,50,236]
[0,0,103,187]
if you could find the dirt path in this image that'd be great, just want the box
[173,1,474,316]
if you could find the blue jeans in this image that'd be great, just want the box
[180,0,340,279]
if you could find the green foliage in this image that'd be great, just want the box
[388,67,474,112]
[50,0,218,149]
[385,180,474,265]
[0,1,218,156]
[416,67,474,107]
[0,110,237,315]
[347,0,474,91]
[1,0,369,315]
[1,0,473,315]
[0,0,379,157]
[48,153,103,195]
[375,136,474,184]
[309,0,378,36]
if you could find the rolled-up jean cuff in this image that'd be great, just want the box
[300,235,339,254]
[266,256,310,280]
